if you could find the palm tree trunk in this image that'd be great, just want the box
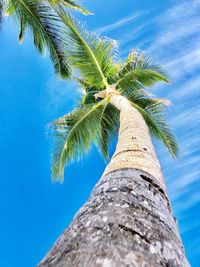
[38,93,189,267]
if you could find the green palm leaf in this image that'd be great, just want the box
[51,100,107,181]
[97,102,119,159]
[116,68,169,99]
[116,50,169,97]
[6,0,70,78]
[56,9,117,87]
[119,50,167,76]
[51,0,90,15]
[117,68,169,88]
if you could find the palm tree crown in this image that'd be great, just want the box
[51,10,178,181]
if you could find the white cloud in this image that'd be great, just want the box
[119,24,146,47]
[40,77,79,117]
[161,0,200,23]
[156,20,200,48]
[149,0,200,58]
[146,0,200,218]
[170,106,200,127]
[175,193,200,213]
[169,75,200,100]
[95,11,142,34]
[164,47,200,80]
[181,219,200,234]
[169,170,199,198]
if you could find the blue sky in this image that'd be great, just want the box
[0,0,199,266]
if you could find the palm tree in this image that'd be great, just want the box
[1,0,89,78]
[38,11,189,267]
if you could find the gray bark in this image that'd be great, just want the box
[38,168,189,267]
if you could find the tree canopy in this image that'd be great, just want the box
[1,2,178,181]
[50,11,178,181]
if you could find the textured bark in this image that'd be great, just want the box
[38,169,189,267]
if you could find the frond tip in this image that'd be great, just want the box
[6,0,71,78]
[57,0,91,15]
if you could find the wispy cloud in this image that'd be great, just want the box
[160,0,200,23]
[170,105,200,127]
[155,19,200,48]
[169,75,200,100]
[164,47,200,80]
[119,24,146,47]
[148,0,200,59]
[95,11,142,34]
[169,170,199,199]
[181,219,200,234]
[40,77,79,118]
[175,193,200,212]
[143,0,200,223]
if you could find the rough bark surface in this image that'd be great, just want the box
[38,169,189,267]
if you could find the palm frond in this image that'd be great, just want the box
[74,76,101,94]
[119,49,137,76]
[119,50,167,76]
[80,91,96,106]
[6,0,70,78]
[116,68,169,95]
[129,98,178,157]
[73,77,101,106]
[115,50,169,97]
[18,18,25,42]
[56,9,117,87]
[98,103,119,159]
[116,75,150,99]
[51,100,108,181]
[51,0,91,15]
